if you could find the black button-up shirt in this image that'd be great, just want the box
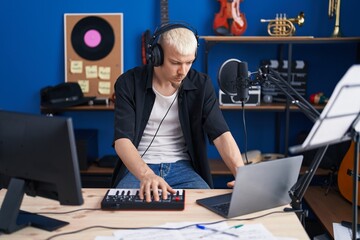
[112,65,229,188]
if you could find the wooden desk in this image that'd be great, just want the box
[0,189,309,240]
[304,186,360,238]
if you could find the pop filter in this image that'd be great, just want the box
[218,58,250,102]
[218,58,240,96]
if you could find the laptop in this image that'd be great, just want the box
[196,155,303,218]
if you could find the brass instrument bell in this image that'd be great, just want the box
[261,12,305,37]
[328,0,341,37]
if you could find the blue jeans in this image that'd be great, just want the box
[116,160,210,189]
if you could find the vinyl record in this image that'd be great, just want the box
[71,16,115,61]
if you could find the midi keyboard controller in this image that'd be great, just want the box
[101,188,185,210]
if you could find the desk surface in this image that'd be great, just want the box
[304,186,359,239]
[0,188,309,240]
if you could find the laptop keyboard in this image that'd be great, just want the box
[212,202,230,215]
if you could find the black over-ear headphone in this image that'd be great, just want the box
[147,22,199,67]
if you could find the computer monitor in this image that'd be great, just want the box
[0,110,84,234]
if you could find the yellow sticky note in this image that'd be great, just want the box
[78,80,90,93]
[98,81,111,95]
[85,65,98,79]
[99,66,111,80]
[70,61,83,74]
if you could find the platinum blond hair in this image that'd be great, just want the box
[158,27,197,56]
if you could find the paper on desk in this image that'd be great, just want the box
[220,223,277,240]
[112,222,224,240]
[95,237,117,240]
[108,222,277,240]
[333,222,360,240]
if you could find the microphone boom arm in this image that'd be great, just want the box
[255,66,328,222]
[264,67,320,122]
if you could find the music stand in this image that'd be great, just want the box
[290,65,360,240]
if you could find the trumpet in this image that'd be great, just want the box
[261,12,305,37]
[328,0,341,37]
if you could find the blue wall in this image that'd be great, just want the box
[1,0,359,158]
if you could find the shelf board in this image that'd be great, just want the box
[41,102,325,113]
[200,36,360,44]
[41,103,115,113]
[80,159,332,176]
[209,158,331,176]
[220,102,325,111]
[81,164,113,175]
[304,186,359,238]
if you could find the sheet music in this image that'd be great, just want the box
[291,65,360,152]
[95,222,282,240]
[333,222,360,240]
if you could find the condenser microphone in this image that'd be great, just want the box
[236,61,250,103]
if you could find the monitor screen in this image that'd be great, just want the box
[0,110,83,234]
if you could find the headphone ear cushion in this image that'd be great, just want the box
[150,43,164,67]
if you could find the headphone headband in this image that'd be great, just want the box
[151,22,199,44]
[147,22,199,66]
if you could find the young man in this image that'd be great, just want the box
[112,23,244,202]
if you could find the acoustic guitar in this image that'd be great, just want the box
[141,0,169,65]
[338,141,360,206]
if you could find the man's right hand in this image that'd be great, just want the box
[139,171,176,202]
[114,139,176,202]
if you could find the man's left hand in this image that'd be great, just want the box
[227,180,235,188]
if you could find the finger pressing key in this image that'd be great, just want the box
[152,185,160,202]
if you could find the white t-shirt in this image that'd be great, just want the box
[137,87,190,164]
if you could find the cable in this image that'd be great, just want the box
[229,209,296,221]
[141,88,180,158]
[33,208,101,215]
[44,208,296,239]
[241,101,249,165]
